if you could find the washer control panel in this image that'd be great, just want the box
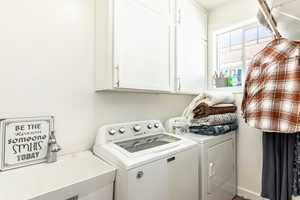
[98,120,165,143]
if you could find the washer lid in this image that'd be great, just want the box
[94,133,197,170]
[115,134,181,153]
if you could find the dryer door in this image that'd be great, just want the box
[207,139,235,200]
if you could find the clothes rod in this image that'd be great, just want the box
[257,0,281,38]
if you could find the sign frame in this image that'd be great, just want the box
[0,116,54,171]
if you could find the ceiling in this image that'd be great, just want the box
[200,0,233,10]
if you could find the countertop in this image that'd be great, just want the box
[0,151,116,200]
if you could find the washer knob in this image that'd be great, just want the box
[147,124,153,129]
[154,123,160,128]
[119,127,126,134]
[108,129,117,135]
[133,125,142,132]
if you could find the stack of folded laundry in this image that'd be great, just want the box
[183,91,238,136]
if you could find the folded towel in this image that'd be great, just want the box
[183,91,235,121]
[193,103,237,119]
[211,103,236,107]
[191,113,237,126]
[189,122,238,136]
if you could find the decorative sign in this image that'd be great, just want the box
[0,116,53,171]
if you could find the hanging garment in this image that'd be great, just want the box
[241,38,300,133]
[293,133,300,195]
[262,132,296,200]
[257,0,300,41]
[272,0,300,41]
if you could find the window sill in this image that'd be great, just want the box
[210,86,244,94]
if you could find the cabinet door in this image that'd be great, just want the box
[127,159,169,200]
[176,0,207,94]
[114,0,172,92]
[207,139,235,200]
[199,7,208,40]
[167,148,199,200]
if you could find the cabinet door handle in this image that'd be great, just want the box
[208,162,215,177]
[115,65,120,88]
[177,77,181,91]
[167,156,175,162]
[177,9,181,24]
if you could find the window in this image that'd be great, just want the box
[214,23,272,88]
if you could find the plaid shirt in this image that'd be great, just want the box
[242,38,300,133]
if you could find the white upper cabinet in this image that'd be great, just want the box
[115,0,172,91]
[96,0,207,94]
[96,0,172,92]
[175,0,208,94]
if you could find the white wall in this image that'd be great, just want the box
[0,0,193,155]
[0,0,270,198]
[208,0,265,199]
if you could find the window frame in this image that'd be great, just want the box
[211,18,273,92]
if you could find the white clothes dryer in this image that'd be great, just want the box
[182,131,237,200]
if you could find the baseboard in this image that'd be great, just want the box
[237,187,266,200]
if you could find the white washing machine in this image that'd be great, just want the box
[183,131,237,200]
[93,120,199,200]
